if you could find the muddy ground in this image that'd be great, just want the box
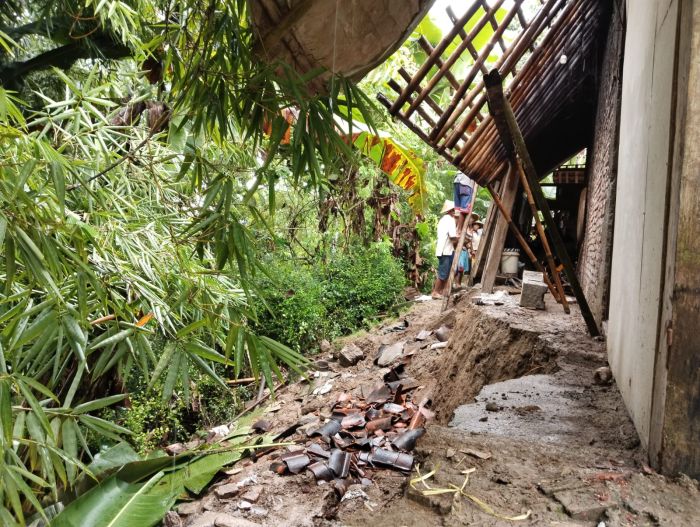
[170,290,700,527]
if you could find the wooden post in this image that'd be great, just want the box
[483,69,599,336]
[516,161,570,313]
[471,181,500,281]
[481,163,519,293]
[486,183,560,300]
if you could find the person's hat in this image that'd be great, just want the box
[470,212,480,221]
[440,200,455,214]
[473,220,484,227]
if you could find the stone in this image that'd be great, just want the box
[338,343,364,367]
[165,442,187,455]
[188,511,219,527]
[163,511,183,527]
[215,482,241,499]
[215,512,261,527]
[189,512,258,527]
[553,489,612,521]
[435,325,451,342]
[201,495,219,511]
[375,341,405,366]
[319,339,332,354]
[249,506,269,517]
[177,501,203,515]
[240,486,262,503]
[485,401,500,412]
[522,270,545,282]
[415,329,432,341]
[593,366,613,385]
[520,273,548,310]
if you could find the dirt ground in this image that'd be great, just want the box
[171,289,700,527]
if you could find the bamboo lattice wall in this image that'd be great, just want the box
[379,0,608,185]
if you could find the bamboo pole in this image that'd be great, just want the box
[406,0,515,119]
[484,69,599,336]
[388,1,484,114]
[516,161,570,313]
[436,0,565,147]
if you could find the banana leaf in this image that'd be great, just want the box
[351,132,428,215]
[51,448,246,527]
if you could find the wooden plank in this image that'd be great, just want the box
[481,163,519,293]
[471,185,499,280]
[484,69,600,336]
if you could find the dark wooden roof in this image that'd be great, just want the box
[380,0,611,185]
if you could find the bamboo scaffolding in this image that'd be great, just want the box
[440,0,566,150]
[455,0,590,177]
[389,2,484,114]
[404,0,514,119]
[417,36,461,91]
[456,0,595,175]
[445,6,485,70]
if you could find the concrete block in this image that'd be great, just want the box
[520,277,547,310]
[522,270,545,283]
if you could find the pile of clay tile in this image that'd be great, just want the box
[268,365,433,493]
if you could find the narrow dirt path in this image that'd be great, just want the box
[170,292,700,527]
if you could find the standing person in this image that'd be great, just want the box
[432,200,458,299]
[470,216,484,267]
[453,172,474,233]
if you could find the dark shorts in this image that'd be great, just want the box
[453,182,473,211]
[437,254,454,280]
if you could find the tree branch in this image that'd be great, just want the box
[0,33,131,87]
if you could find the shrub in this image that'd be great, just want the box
[252,260,329,352]
[253,243,406,351]
[321,242,406,336]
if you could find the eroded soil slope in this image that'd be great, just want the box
[172,292,700,527]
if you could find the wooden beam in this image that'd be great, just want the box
[471,185,499,280]
[483,69,600,336]
[481,163,519,293]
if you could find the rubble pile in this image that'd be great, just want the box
[267,366,434,495]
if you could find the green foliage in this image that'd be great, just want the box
[113,390,187,456]
[253,261,328,353]
[253,243,406,350]
[322,242,406,337]
[51,421,270,527]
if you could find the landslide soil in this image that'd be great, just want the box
[173,291,700,527]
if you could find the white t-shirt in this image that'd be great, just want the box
[472,229,483,252]
[435,214,457,257]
